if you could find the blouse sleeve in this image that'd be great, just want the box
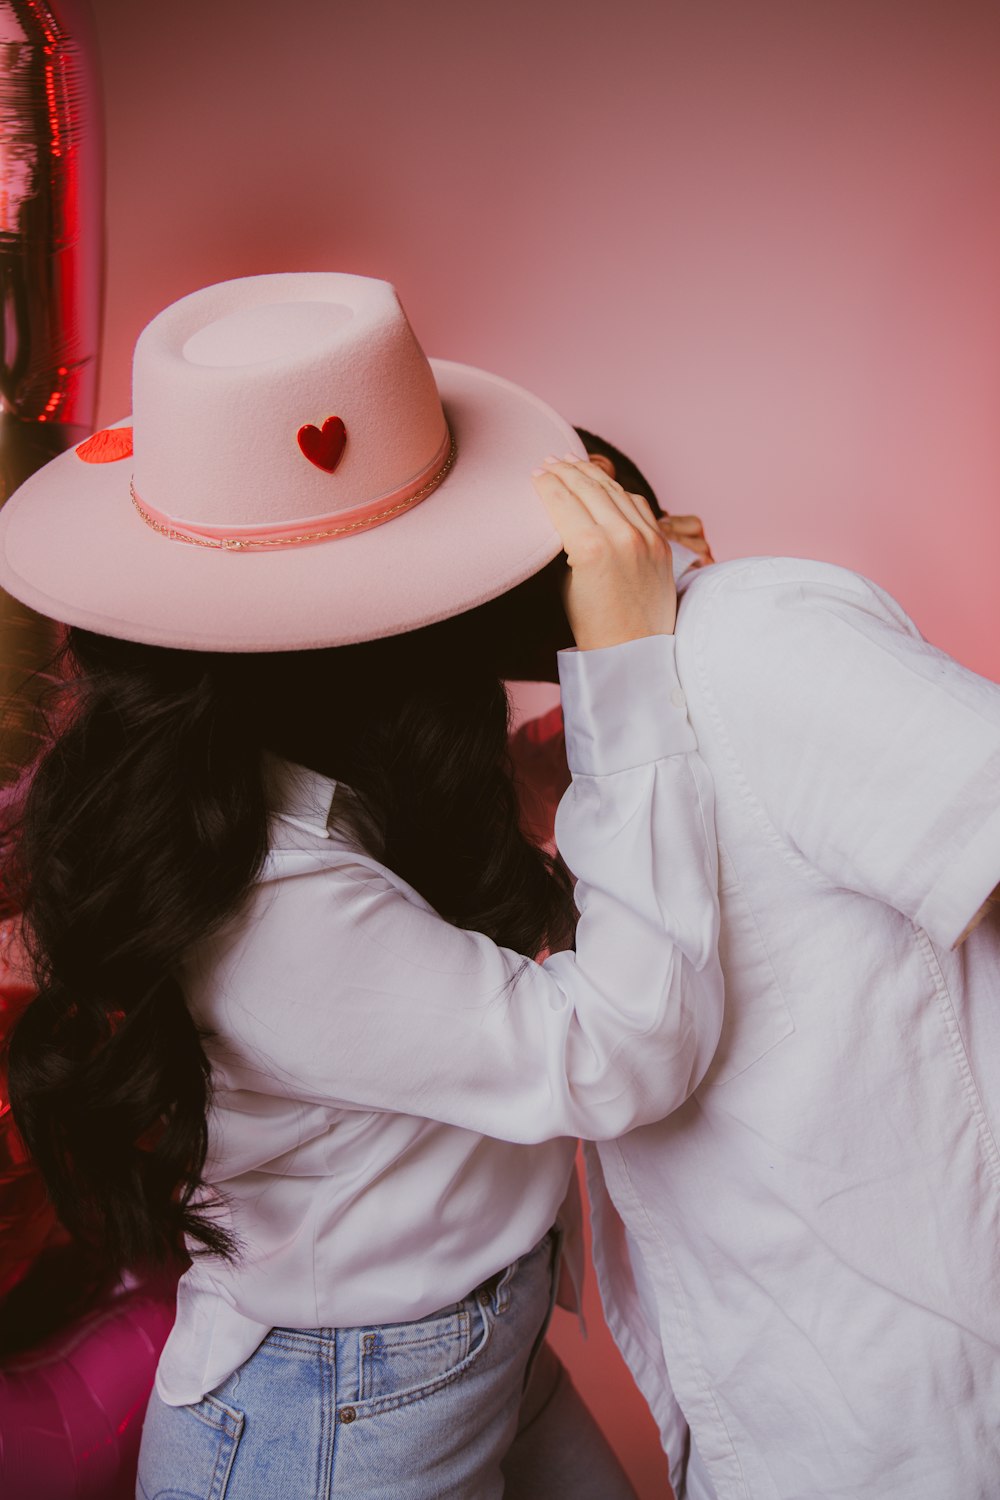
[207,633,724,1143]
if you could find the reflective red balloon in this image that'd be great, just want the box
[0,0,104,780]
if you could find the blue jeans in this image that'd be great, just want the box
[137,1231,560,1500]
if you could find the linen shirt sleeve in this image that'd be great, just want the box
[682,558,1000,949]
[211,633,724,1142]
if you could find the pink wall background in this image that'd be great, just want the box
[88,1,1000,1492]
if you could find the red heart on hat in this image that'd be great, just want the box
[297,416,347,473]
[76,426,134,463]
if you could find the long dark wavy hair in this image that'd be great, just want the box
[0,555,579,1278]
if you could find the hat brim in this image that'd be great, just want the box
[0,360,582,651]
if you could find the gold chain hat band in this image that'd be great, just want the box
[129,437,457,552]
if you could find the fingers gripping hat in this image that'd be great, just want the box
[0,273,583,650]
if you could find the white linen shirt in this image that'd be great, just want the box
[155,632,724,1406]
[582,558,1000,1500]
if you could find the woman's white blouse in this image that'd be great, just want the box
[155,633,724,1406]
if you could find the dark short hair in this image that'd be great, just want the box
[573,429,664,518]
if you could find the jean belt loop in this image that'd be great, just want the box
[494,1265,515,1315]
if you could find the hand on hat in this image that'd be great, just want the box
[657,512,714,568]
[531,457,678,650]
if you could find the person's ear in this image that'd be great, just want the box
[586,452,616,479]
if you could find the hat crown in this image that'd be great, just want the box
[131,273,449,529]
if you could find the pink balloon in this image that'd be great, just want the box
[0,885,182,1500]
[0,1277,177,1500]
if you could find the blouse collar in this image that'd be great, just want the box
[263,751,338,840]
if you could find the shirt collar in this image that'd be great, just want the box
[671,541,700,587]
[263,751,338,840]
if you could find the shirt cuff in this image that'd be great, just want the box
[557,633,697,776]
[914,798,1000,950]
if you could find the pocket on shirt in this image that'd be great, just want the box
[699,848,795,1088]
[136,1389,244,1500]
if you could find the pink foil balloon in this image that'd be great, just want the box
[0,1277,178,1500]
[0,911,181,1500]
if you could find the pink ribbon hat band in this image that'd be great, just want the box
[0,273,584,651]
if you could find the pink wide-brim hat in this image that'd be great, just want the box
[0,273,584,651]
